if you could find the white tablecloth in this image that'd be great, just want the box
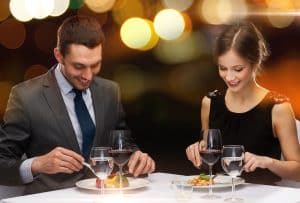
[1,172,300,203]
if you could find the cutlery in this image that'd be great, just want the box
[82,162,97,176]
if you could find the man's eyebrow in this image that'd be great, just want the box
[91,60,102,66]
[71,62,86,67]
[71,60,102,67]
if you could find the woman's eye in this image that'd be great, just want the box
[235,67,244,72]
[218,66,226,71]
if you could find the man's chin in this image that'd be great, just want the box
[74,84,90,90]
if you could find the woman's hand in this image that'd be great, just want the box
[186,140,206,167]
[243,152,273,172]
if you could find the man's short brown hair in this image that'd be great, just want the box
[57,15,105,56]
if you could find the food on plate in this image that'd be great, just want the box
[187,173,214,186]
[95,174,129,188]
[96,177,102,188]
[105,173,129,188]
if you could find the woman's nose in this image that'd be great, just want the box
[225,71,235,81]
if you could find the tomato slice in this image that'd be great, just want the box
[96,178,102,188]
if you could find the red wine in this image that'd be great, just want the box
[200,150,221,165]
[110,149,133,166]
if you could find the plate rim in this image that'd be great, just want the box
[186,175,245,188]
[75,177,150,191]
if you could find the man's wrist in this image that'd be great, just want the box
[19,157,36,184]
[31,156,42,175]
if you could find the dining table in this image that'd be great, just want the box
[1,172,300,203]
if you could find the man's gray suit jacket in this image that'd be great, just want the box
[0,67,129,194]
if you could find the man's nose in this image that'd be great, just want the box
[82,68,93,80]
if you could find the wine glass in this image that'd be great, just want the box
[199,129,222,199]
[90,147,114,195]
[221,145,245,203]
[109,130,134,188]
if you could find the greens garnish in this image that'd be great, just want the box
[198,173,210,180]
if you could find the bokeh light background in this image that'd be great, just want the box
[1,0,300,174]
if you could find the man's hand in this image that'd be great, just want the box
[31,147,84,175]
[127,150,155,177]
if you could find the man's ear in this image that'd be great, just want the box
[54,47,63,64]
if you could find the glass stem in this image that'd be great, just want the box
[100,178,104,195]
[208,164,213,196]
[231,177,235,198]
[119,165,123,188]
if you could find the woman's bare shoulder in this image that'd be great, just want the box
[201,96,211,107]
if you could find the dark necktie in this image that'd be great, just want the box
[73,89,95,161]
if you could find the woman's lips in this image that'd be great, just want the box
[227,81,239,88]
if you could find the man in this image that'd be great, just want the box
[0,15,155,194]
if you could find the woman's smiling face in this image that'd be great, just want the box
[218,49,254,92]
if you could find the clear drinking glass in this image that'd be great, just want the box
[90,147,114,195]
[221,145,245,203]
[109,130,134,188]
[171,180,194,202]
[199,129,222,199]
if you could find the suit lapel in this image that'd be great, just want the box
[42,68,81,153]
[90,81,105,146]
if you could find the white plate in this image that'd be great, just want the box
[187,175,245,188]
[76,178,150,191]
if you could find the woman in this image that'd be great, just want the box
[186,22,300,184]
